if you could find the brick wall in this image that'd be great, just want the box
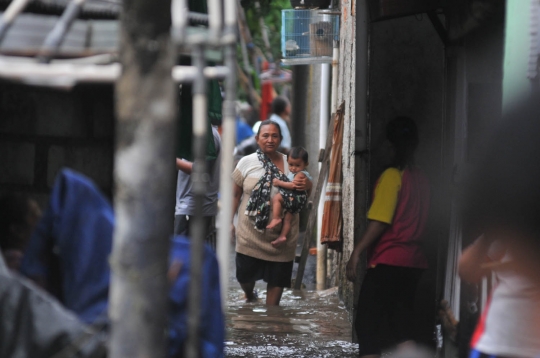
[0,82,115,207]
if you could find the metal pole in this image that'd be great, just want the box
[217,0,238,309]
[37,0,87,63]
[317,63,330,290]
[207,0,223,41]
[327,40,339,282]
[331,41,339,115]
[171,0,188,42]
[0,0,31,45]
[185,44,208,358]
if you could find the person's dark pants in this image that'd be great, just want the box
[355,264,424,356]
[174,215,216,250]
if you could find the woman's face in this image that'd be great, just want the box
[256,124,282,154]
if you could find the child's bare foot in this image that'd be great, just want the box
[271,236,287,248]
[266,218,282,229]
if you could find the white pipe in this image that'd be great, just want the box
[0,62,231,87]
[327,42,339,284]
[2,0,31,24]
[171,0,188,42]
[217,101,235,308]
[217,0,238,306]
[331,42,339,115]
[207,0,223,41]
[317,63,330,290]
[224,0,237,27]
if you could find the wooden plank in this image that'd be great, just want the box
[294,109,336,290]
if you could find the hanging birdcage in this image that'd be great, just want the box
[281,9,339,65]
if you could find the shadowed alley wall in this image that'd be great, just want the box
[0,83,115,206]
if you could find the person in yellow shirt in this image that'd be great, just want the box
[347,117,430,358]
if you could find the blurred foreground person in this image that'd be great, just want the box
[459,235,540,358]
[460,101,540,358]
[346,117,430,358]
[21,168,224,357]
[0,193,41,271]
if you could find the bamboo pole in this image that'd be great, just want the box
[294,110,336,290]
[0,0,32,45]
[109,0,175,356]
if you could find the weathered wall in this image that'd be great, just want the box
[334,0,358,322]
[0,83,115,207]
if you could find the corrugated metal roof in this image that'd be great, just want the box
[0,0,120,19]
[0,13,118,56]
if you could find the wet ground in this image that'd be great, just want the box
[224,241,359,357]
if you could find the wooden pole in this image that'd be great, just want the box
[294,108,337,290]
[109,0,175,357]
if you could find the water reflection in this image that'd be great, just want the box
[225,286,359,357]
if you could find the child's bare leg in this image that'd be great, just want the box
[266,193,284,229]
[271,212,292,248]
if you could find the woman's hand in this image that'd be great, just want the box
[346,220,388,282]
[230,223,236,244]
[292,176,309,191]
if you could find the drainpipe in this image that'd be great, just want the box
[317,63,330,290]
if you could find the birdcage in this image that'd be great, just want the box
[281,9,339,64]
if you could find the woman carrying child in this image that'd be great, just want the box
[231,121,311,306]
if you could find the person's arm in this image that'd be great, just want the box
[292,173,312,191]
[346,220,389,281]
[458,235,495,284]
[176,158,193,174]
[231,183,243,238]
[273,178,295,190]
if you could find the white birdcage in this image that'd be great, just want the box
[281,9,339,65]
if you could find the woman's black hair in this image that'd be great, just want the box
[257,120,283,141]
[271,96,289,116]
[386,116,419,170]
[0,193,31,250]
[287,146,309,164]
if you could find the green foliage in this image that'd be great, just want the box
[241,0,292,61]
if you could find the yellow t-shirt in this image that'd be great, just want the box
[367,168,403,224]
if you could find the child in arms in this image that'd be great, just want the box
[267,147,312,247]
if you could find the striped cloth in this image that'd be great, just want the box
[321,102,345,251]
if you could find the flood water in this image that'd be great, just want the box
[225,283,359,357]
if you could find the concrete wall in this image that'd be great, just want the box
[334,0,358,322]
[0,83,115,207]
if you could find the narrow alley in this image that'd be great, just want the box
[224,246,359,357]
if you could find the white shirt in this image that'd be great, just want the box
[473,244,540,358]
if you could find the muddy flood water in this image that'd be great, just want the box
[225,283,359,357]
